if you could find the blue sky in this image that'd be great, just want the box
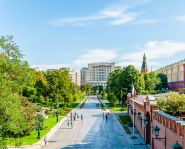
[0,0,185,71]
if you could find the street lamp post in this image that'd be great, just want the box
[172,141,183,149]
[131,108,137,139]
[37,114,41,139]
[153,125,166,149]
[56,103,59,123]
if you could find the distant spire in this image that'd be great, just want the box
[141,53,148,73]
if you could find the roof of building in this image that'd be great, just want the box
[129,93,170,106]
[155,58,185,71]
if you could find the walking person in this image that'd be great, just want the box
[70,121,73,128]
[70,112,73,121]
[44,136,47,145]
[67,120,70,127]
[81,114,83,120]
[105,113,108,123]
[73,115,76,121]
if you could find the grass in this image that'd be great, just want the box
[6,97,85,146]
[102,99,109,104]
[118,115,132,134]
[109,105,127,113]
[118,115,132,125]
[7,116,63,146]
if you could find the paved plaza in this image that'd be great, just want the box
[42,96,149,149]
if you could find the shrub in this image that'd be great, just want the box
[157,92,185,116]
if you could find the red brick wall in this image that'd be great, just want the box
[127,96,185,149]
[168,81,185,90]
[152,112,185,149]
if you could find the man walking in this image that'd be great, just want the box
[70,112,73,121]
[44,136,47,145]
[105,113,108,123]
[81,114,83,120]
[70,121,73,128]
[67,120,70,127]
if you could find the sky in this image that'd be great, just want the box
[0,0,185,71]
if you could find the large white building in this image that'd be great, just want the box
[75,72,81,86]
[82,62,115,88]
[80,67,88,85]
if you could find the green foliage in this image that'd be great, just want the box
[157,73,168,90]
[92,85,103,94]
[80,83,92,94]
[107,94,118,107]
[157,93,185,115]
[35,114,45,130]
[0,36,37,140]
[0,35,84,146]
[101,91,108,99]
[107,65,144,104]
[106,65,168,105]
[144,72,161,91]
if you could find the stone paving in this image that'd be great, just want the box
[42,96,149,149]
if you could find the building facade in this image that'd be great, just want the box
[127,95,185,149]
[75,72,81,86]
[86,62,115,88]
[156,59,185,90]
[80,67,88,85]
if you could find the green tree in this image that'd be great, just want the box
[80,83,92,94]
[144,72,161,93]
[157,93,185,116]
[44,69,75,103]
[106,65,145,105]
[0,36,37,142]
[156,73,168,90]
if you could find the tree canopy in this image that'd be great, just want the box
[157,93,185,116]
[0,36,86,146]
[106,65,168,105]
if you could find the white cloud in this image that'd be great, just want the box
[120,41,185,67]
[50,5,138,26]
[176,15,185,23]
[74,48,118,66]
[33,40,185,71]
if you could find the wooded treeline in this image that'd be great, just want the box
[0,36,85,145]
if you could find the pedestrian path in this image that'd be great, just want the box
[42,96,149,149]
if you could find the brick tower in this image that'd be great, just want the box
[141,53,148,73]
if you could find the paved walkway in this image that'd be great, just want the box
[42,96,149,149]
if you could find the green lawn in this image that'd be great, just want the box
[102,99,110,104]
[118,115,132,124]
[7,116,63,146]
[109,106,127,113]
[6,98,85,146]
